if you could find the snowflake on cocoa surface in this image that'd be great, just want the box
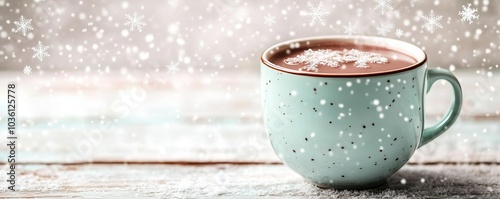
[421,10,443,33]
[302,1,329,26]
[284,49,389,72]
[459,3,479,24]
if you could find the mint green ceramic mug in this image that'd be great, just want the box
[260,36,462,189]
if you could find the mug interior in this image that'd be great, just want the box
[261,35,427,77]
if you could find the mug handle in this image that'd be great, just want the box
[418,68,463,148]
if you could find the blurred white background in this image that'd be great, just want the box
[0,0,499,72]
[0,0,498,164]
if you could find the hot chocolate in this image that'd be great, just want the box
[260,36,462,189]
[268,43,417,76]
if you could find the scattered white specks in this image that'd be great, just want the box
[320,99,326,105]
[284,49,389,71]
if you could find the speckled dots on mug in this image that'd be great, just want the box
[260,36,463,189]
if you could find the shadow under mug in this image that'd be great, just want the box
[260,35,462,189]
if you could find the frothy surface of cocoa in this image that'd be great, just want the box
[269,44,417,75]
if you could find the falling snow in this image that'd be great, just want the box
[284,49,389,72]
[421,10,443,33]
[376,24,391,36]
[302,2,329,26]
[343,22,357,35]
[373,0,393,14]
[32,41,50,61]
[166,61,180,74]
[264,14,276,26]
[213,54,222,62]
[13,15,33,36]
[0,4,497,196]
[167,0,179,6]
[124,12,147,32]
[395,29,403,37]
[459,3,479,24]
[23,65,32,75]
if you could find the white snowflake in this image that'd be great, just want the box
[264,14,276,26]
[166,61,179,74]
[13,15,33,36]
[23,65,32,75]
[395,28,403,37]
[373,0,393,14]
[32,41,49,61]
[302,2,329,26]
[343,22,357,35]
[421,10,443,33]
[410,0,418,7]
[124,12,146,32]
[376,24,391,36]
[213,54,222,62]
[213,0,240,18]
[459,3,479,24]
[167,0,179,6]
[284,49,389,72]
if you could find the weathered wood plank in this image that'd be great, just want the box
[0,70,498,122]
[0,164,499,198]
[0,120,498,164]
[0,70,499,163]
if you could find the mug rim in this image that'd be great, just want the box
[261,35,428,77]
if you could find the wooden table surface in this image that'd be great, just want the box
[1,164,499,198]
[0,70,499,198]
